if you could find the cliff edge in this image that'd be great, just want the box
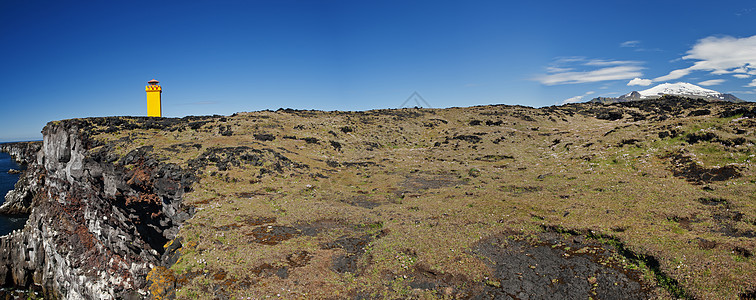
[0,119,196,298]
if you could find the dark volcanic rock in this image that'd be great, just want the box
[0,141,42,166]
[453,135,482,143]
[472,232,651,299]
[665,152,741,183]
[596,110,624,121]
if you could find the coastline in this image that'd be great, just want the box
[0,151,27,236]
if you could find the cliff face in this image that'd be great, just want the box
[0,120,195,299]
[0,141,42,166]
[1,141,42,214]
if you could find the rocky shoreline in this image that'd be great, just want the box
[1,141,41,215]
[0,141,42,166]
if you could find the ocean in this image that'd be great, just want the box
[0,151,28,236]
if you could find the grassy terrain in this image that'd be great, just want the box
[93,99,755,299]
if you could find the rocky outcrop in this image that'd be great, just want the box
[0,164,38,214]
[0,141,42,214]
[0,119,196,299]
[0,141,42,166]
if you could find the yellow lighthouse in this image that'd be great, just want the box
[145,79,162,117]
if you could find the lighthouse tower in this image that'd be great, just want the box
[146,79,162,117]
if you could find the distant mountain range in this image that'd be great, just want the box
[590,82,744,103]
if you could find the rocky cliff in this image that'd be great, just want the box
[1,141,42,166]
[1,141,42,214]
[0,119,196,299]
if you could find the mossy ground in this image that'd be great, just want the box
[92,100,756,299]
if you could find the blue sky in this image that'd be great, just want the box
[1,0,755,142]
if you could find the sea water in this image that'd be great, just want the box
[0,151,28,236]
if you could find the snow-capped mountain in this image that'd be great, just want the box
[591,82,743,103]
[638,82,721,99]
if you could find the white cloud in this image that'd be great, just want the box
[562,96,583,104]
[734,74,751,79]
[657,35,756,81]
[654,68,693,81]
[733,67,750,73]
[554,56,587,64]
[561,91,596,105]
[537,65,643,85]
[585,59,641,66]
[698,79,725,86]
[546,66,573,73]
[538,57,646,85]
[621,40,640,48]
[747,79,756,87]
[627,78,653,86]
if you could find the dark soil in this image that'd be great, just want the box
[342,196,382,209]
[695,238,717,250]
[297,219,348,237]
[246,225,299,245]
[694,197,756,238]
[324,235,372,273]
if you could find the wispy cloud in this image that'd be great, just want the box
[627,78,653,86]
[735,7,754,17]
[747,79,756,87]
[585,59,641,66]
[546,66,573,73]
[619,40,662,52]
[698,79,725,86]
[654,68,693,81]
[733,74,751,79]
[538,66,643,85]
[655,35,756,81]
[554,56,587,63]
[536,58,643,85]
[561,91,595,105]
